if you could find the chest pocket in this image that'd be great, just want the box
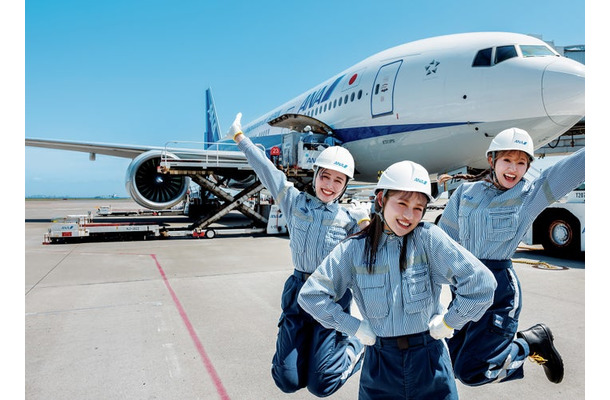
[356,273,389,319]
[457,205,473,243]
[486,207,518,242]
[289,211,313,255]
[323,224,349,253]
[402,264,432,313]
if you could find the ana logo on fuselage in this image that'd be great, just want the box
[297,75,345,113]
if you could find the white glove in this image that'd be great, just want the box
[228,112,243,141]
[349,203,371,225]
[428,314,454,340]
[355,320,377,346]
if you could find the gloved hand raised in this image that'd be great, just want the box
[428,314,454,340]
[228,112,243,141]
[355,319,377,346]
[348,202,371,225]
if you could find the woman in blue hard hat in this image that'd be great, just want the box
[229,113,370,397]
[299,160,496,399]
[438,127,585,385]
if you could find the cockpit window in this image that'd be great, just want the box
[473,43,556,68]
[520,45,558,57]
[472,47,492,67]
[495,45,518,64]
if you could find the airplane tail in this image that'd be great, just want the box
[204,87,222,149]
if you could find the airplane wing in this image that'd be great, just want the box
[26,137,255,211]
[27,138,180,159]
[25,137,249,161]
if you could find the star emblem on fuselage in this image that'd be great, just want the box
[425,60,440,75]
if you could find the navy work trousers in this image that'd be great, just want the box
[359,333,458,400]
[448,260,530,385]
[271,271,363,397]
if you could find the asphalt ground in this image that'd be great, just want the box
[24,199,586,399]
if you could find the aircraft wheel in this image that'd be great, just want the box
[205,229,216,239]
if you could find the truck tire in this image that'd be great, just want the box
[538,209,581,258]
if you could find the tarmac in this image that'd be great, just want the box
[25,199,586,399]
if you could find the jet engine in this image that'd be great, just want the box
[125,151,189,210]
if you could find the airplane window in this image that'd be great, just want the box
[344,94,349,104]
[338,97,342,106]
[495,45,518,64]
[520,45,558,57]
[375,84,380,95]
[324,104,327,112]
[472,48,492,67]
[333,99,337,108]
[358,90,362,100]
[350,92,355,102]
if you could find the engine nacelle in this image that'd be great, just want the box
[125,151,189,210]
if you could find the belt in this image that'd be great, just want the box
[293,269,311,281]
[377,331,431,350]
[480,259,512,270]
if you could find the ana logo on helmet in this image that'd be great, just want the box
[333,161,348,169]
[414,177,428,185]
[514,139,528,146]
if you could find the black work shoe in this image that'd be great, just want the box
[517,323,564,383]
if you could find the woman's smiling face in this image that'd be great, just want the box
[315,168,348,203]
[380,190,428,236]
[489,150,530,189]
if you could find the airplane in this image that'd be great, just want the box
[26,31,585,217]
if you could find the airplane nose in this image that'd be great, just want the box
[542,58,585,126]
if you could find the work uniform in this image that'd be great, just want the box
[438,147,585,385]
[298,223,496,399]
[238,136,364,396]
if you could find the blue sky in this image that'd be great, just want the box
[21,0,589,197]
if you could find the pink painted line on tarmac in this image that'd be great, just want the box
[151,254,230,400]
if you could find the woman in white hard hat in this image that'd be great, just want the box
[229,113,370,397]
[438,127,585,386]
[299,160,496,400]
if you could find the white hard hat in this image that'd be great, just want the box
[487,128,534,161]
[376,161,433,202]
[313,146,355,180]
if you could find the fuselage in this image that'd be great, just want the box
[236,32,585,181]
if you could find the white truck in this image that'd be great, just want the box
[523,182,585,257]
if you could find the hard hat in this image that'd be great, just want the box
[376,160,433,202]
[486,128,534,161]
[313,146,355,180]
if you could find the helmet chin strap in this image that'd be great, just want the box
[375,190,398,236]
[489,152,508,191]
